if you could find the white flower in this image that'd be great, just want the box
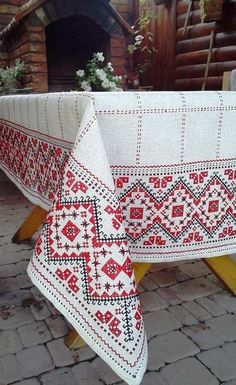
[107,62,114,71]
[96,68,107,81]
[81,81,92,91]
[96,52,105,62]
[76,69,85,77]
[135,35,144,41]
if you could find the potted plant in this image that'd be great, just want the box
[75,52,122,92]
[0,59,25,94]
[200,0,224,22]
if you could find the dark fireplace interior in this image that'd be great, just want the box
[46,15,111,92]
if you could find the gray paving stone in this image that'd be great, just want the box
[168,305,198,326]
[30,287,46,301]
[40,367,79,385]
[206,314,236,342]
[17,321,52,347]
[0,277,20,293]
[196,297,226,316]
[198,343,236,382]
[161,357,219,385]
[182,301,212,322]
[166,266,190,282]
[45,316,69,338]
[0,354,22,385]
[0,329,23,356]
[209,292,236,313]
[179,261,210,278]
[16,261,29,274]
[0,244,32,265]
[182,323,226,350]
[30,301,51,320]
[0,306,34,330]
[140,291,168,312]
[92,357,120,384]
[139,275,158,291]
[0,290,35,307]
[16,274,34,289]
[139,372,169,385]
[78,345,96,361]
[157,287,182,305]
[148,330,199,365]
[144,309,182,340]
[0,263,19,278]
[47,337,80,367]
[16,345,54,378]
[149,270,178,287]
[221,381,236,385]
[170,277,220,301]
[72,362,103,385]
[12,379,40,385]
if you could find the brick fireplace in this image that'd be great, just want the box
[0,0,134,92]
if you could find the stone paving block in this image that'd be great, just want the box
[168,305,198,326]
[221,381,236,385]
[182,301,212,322]
[0,290,35,307]
[206,314,236,342]
[16,261,29,274]
[166,267,190,282]
[12,379,40,385]
[144,309,182,340]
[16,274,34,289]
[161,357,219,385]
[0,245,32,265]
[139,275,158,291]
[196,297,226,316]
[47,337,80,367]
[45,316,69,338]
[30,287,46,301]
[197,343,236,382]
[179,261,210,278]
[16,345,55,378]
[0,306,34,330]
[0,277,20,293]
[0,329,23,356]
[44,300,61,316]
[140,291,168,312]
[92,357,120,384]
[78,345,96,362]
[30,301,51,320]
[72,362,104,385]
[182,323,226,350]
[207,274,225,289]
[170,277,220,301]
[149,270,178,287]
[157,287,182,305]
[138,372,169,385]
[0,354,22,385]
[17,321,52,347]
[209,292,236,313]
[40,367,79,385]
[0,263,19,278]
[148,330,200,365]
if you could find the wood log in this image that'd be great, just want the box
[176,60,236,79]
[177,32,236,54]
[177,22,219,41]
[177,10,201,28]
[176,45,236,66]
[175,76,223,90]
[177,0,199,16]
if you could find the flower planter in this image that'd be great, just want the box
[200,0,224,22]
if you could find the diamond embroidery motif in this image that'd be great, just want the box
[102,258,122,280]
[61,220,81,241]
[172,205,184,218]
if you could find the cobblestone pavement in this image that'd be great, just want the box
[1,170,236,385]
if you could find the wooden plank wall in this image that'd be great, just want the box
[175,0,236,90]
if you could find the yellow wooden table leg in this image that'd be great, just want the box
[12,205,48,243]
[65,330,86,349]
[65,262,152,349]
[203,255,236,296]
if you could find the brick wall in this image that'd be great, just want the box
[0,0,135,92]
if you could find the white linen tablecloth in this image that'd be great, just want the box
[0,91,236,384]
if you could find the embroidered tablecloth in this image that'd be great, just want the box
[0,91,236,384]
